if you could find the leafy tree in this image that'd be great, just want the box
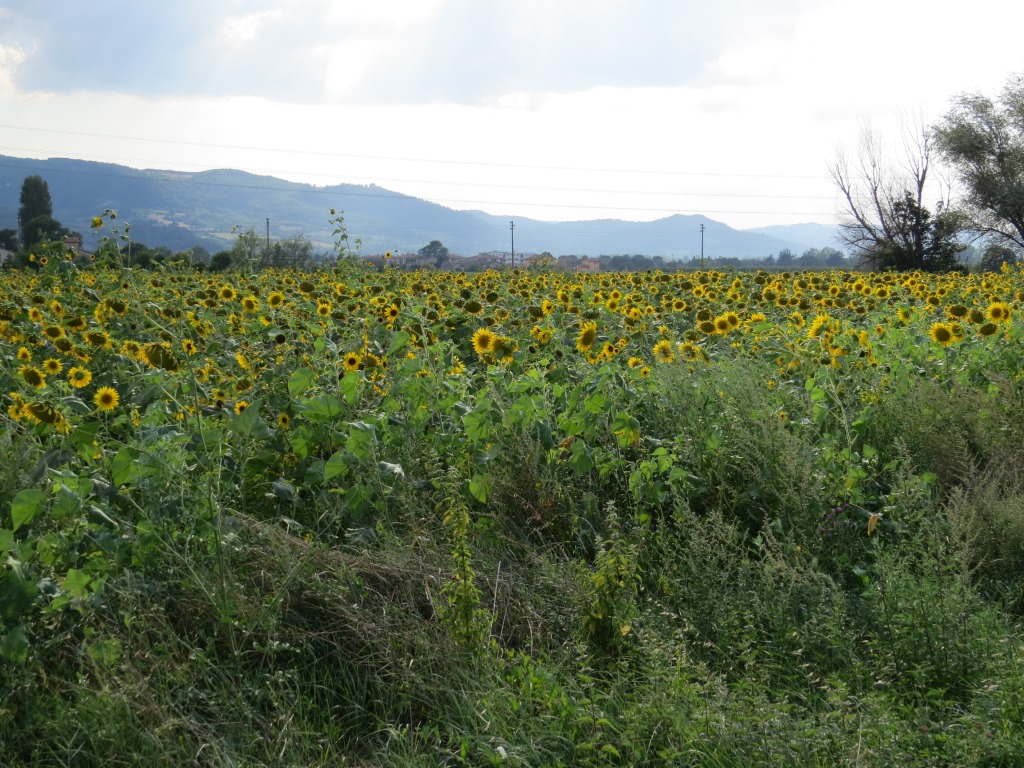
[829,119,965,272]
[418,239,450,268]
[209,251,233,272]
[231,226,264,273]
[22,215,65,250]
[19,176,63,249]
[0,228,18,251]
[271,234,316,270]
[19,175,53,228]
[933,74,1024,249]
[978,242,1019,273]
[776,248,795,266]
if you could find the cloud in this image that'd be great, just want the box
[1,0,348,101]
[1,0,821,105]
[350,0,820,104]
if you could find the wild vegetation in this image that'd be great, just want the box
[2,214,1024,765]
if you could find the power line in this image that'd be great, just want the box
[0,157,837,218]
[0,145,833,200]
[0,123,829,180]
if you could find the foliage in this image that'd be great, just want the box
[418,239,451,268]
[934,73,1024,249]
[18,176,54,241]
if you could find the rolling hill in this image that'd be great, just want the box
[0,154,839,259]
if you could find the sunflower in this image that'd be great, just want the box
[42,358,63,375]
[220,285,237,301]
[84,330,112,348]
[234,400,249,415]
[181,339,198,356]
[575,321,598,352]
[492,335,517,363]
[811,314,838,339]
[277,413,291,429]
[16,346,31,361]
[94,386,120,412]
[652,339,675,364]
[43,325,64,340]
[343,352,363,372]
[316,300,332,317]
[978,322,999,337]
[677,342,708,362]
[242,295,259,313]
[987,301,1012,324]
[267,291,285,308]
[68,366,93,388]
[19,365,46,389]
[928,322,955,347]
[471,327,496,356]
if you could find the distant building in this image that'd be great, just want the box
[464,252,509,270]
[523,253,556,270]
[574,258,602,273]
[0,247,14,265]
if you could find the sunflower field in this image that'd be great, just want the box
[3,251,1024,764]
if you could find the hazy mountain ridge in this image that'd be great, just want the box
[0,155,839,258]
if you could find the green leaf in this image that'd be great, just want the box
[388,330,411,356]
[465,407,491,443]
[299,394,345,423]
[10,488,46,531]
[288,367,315,398]
[111,446,142,486]
[469,475,492,503]
[611,411,641,448]
[62,568,92,599]
[324,450,348,483]
[230,402,271,439]
[0,626,29,665]
[339,371,361,405]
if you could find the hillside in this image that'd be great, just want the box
[0,154,839,258]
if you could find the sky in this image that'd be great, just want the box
[0,0,1021,231]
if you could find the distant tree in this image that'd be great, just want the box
[933,74,1024,250]
[19,175,53,230]
[829,118,966,272]
[418,240,450,268]
[271,234,316,270]
[978,243,1019,273]
[0,228,18,251]
[231,226,263,273]
[776,248,795,266]
[209,251,233,272]
[22,215,65,250]
[821,247,846,267]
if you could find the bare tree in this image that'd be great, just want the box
[829,116,965,272]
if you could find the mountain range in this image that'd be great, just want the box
[0,154,841,259]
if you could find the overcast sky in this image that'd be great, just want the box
[0,0,1021,230]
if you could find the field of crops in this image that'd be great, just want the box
[3,256,1024,765]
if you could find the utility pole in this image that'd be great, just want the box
[510,220,515,268]
[265,218,271,266]
[700,223,705,270]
